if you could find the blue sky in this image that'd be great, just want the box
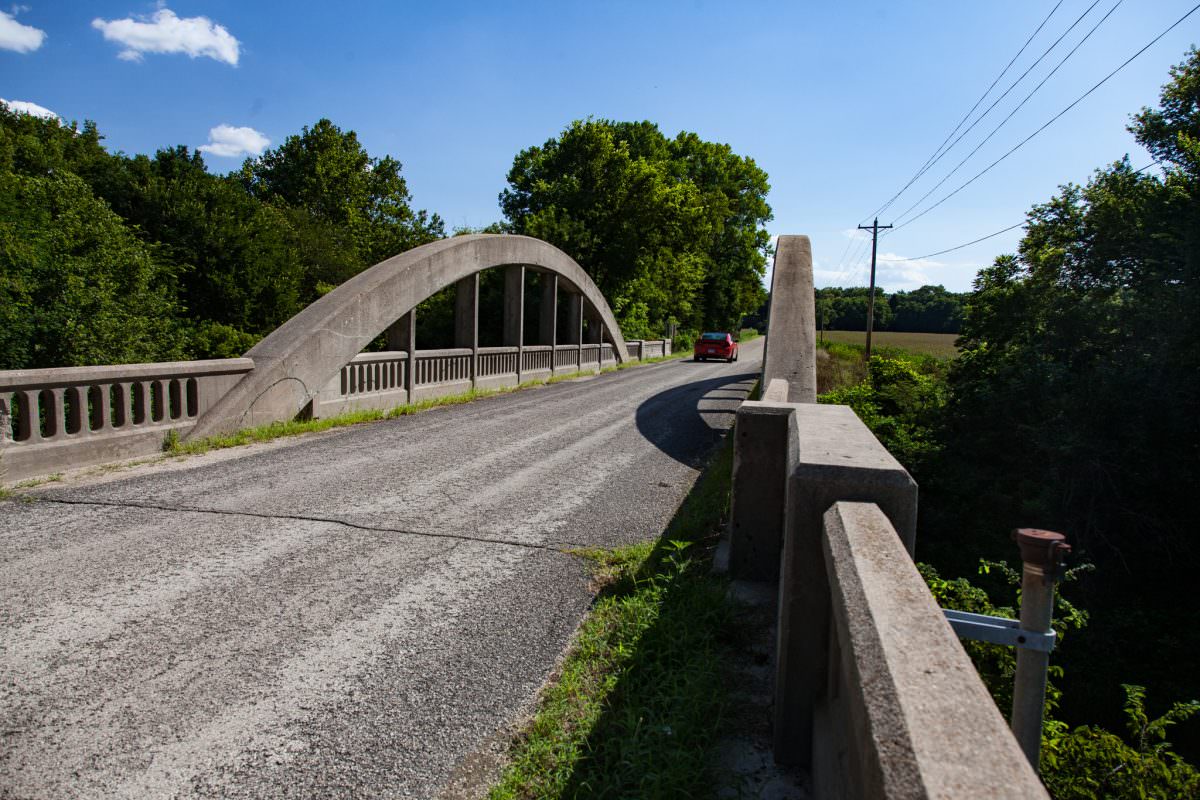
[2,1,1196,292]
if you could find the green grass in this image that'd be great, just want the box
[738,327,761,342]
[0,471,62,501]
[601,350,688,374]
[818,329,960,358]
[817,334,955,396]
[489,436,739,800]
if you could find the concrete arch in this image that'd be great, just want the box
[188,234,629,439]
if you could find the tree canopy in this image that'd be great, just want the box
[500,119,771,338]
[0,111,442,367]
[925,47,1200,749]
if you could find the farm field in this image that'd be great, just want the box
[818,330,959,358]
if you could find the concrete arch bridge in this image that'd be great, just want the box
[0,234,669,481]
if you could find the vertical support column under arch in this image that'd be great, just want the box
[387,311,417,399]
[504,265,525,382]
[566,292,583,370]
[455,273,479,386]
[539,273,557,347]
[583,302,602,344]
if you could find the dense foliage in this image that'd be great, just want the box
[820,48,1200,795]
[821,342,1200,797]
[814,284,967,334]
[0,110,444,368]
[925,48,1200,758]
[500,119,771,339]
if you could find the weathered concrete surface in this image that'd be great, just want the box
[775,403,918,767]
[0,339,762,799]
[728,401,795,581]
[818,502,1047,799]
[189,235,629,441]
[761,236,816,404]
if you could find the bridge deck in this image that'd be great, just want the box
[0,339,761,799]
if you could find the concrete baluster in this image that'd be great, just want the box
[0,392,12,444]
[45,388,65,439]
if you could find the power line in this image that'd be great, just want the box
[891,0,1123,226]
[864,0,1086,223]
[890,160,1160,262]
[889,3,1200,233]
[838,234,874,286]
[895,222,1026,261]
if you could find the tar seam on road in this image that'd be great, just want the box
[30,496,578,556]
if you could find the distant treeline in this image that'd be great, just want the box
[814,285,966,334]
[1,111,772,371]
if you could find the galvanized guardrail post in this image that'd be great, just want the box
[1010,528,1071,770]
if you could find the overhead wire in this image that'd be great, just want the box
[889,161,1160,262]
[890,0,1124,226]
[863,0,1083,223]
[833,233,874,286]
[893,223,1027,262]
[887,3,1200,234]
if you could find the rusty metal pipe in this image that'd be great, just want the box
[1010,528,1071,771]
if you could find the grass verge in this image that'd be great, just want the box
[165,356,680,458]
[600,350,689,374]
[489,435,738,800]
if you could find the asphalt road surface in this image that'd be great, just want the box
[0,338,762,799]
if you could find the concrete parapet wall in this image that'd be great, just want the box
[777,403,918,766]
[0,359,253,484]
[816,501,1048,799]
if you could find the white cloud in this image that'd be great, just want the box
[91,8,240,66]
[1,97,58,120]
[198,124,269,158]
[0,8,45,52]
[874,251,943,291]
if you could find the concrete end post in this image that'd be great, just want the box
[763,236,817,403]
[774,403,917,767]
[729,400,797,581]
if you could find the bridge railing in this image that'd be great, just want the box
[0,359,254,482]
[0,339,672,485]
[728,235,1047,797]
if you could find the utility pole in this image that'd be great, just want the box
[857,217,892,361]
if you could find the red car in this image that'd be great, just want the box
[694,332,739,362]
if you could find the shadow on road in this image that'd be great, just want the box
[634,366,758,466]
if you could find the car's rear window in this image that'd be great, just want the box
[701,333,727,341]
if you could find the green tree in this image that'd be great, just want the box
[239,118,444,279]
[887,284,964,333]
[501,119,770,338]
[925,47,1200,754]
[112,147,307,344]
[0,171,182,368]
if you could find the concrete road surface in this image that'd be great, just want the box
[0,339,762,799]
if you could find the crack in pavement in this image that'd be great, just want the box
[33,496,576,556]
